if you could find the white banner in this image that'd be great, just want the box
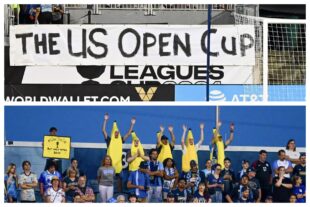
[21,65,254,84]
[10,25,255,66]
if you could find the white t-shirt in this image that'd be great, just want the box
[285,149,300,167]
[18,172,37,201]
[45,187,65,203]
[273,159,293,178]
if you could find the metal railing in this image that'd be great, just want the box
[65,4,235,11]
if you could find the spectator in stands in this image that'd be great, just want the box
[226,174,254,203]
[207,163,224,203]
[166,192,175,203]
[44,127,62,173]
[38,4,53,24]
[220,157,236,201]
[289,194,297,203]
[102,113,135,191]
[202,159,213,178]
[273,149,293,178]
[156,125,176,163]
[247,167,261,202]
[237,160,249,183]
[127,131,149,172]
[272,166,293,203]
[292,175,306,203]
[74,176,95,203]
[162,158,179,200]
[172,178,190,203]
[181,123,204,173]
[127,161,150,202]
[210,122,234,170]
[182,160,206,195]
[193,182,212,203]
[251,150,272,202]
[45,176,65,203]
[97,155,115,202]
[128,193,137,203]
[52,4,64,24]
[285,139,301,167]
[116,195,126,203]
[265,195,273,203]
[63,158,83,178]
[4,163,18,202]
[18,160,38,203]
[63,168,78,203]
[39,161,62,201]
[293,153,306,185]
[146,148,164,202]
[238,186,254,203]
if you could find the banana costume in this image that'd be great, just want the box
[182,129,198,172]
[210,129,225,169]
[157,132,173,163]
[107,122,123,173]
[129,131,145,171]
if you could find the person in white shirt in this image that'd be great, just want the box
[284,139,300,168]
[45,176,65,203]
[272,150,293,178]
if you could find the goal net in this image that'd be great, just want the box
[234,12,306,101]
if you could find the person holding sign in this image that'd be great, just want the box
[181,123,204,173]
[156,125,176,163]
[210,121,235,169]
[127,131,149,172]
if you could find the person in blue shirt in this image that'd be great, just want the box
[181,160,206,195]
[38,4,53,24]
[145,148,164,202]
[292,175,306,203]
[127,161,150,202]
[4,163,18,202]
[193,182,211,203]
[207,163,224,203]
[39,161,62,202]
[172,178,191,203]
[238,186,254,203]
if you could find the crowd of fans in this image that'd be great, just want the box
[4,115,306,203]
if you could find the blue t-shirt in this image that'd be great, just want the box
[4,175,18,199]
[38,170,62,192]
[293,185,306,203]
[182,170,205,194]
[172,188,190,203]
[193,190,210,203]
[40,4,53,13]
[148,161,164,187]
[207,174,224,194]
[127,170,150,199]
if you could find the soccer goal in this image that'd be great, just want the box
[234,13,306,101]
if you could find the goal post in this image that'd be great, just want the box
[234,13,306,101]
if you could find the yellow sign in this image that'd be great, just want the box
[43,136,71,159]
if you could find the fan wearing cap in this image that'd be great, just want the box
[225,174,255,203]
[247,167,262,202]
[127,161,151,202]
[127,131,149,172]
[44,176,65,203]
[181,123,204,173]
[156,125,176,163]
[210,121,234,170]
[181,160,206,195]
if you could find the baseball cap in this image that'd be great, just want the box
[51,176,59,181]
[108,197,117,203]
[241,186,249,193]
[161,135,169,140]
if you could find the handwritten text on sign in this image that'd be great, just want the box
[10,25,255,66]
[43,136,71,159]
